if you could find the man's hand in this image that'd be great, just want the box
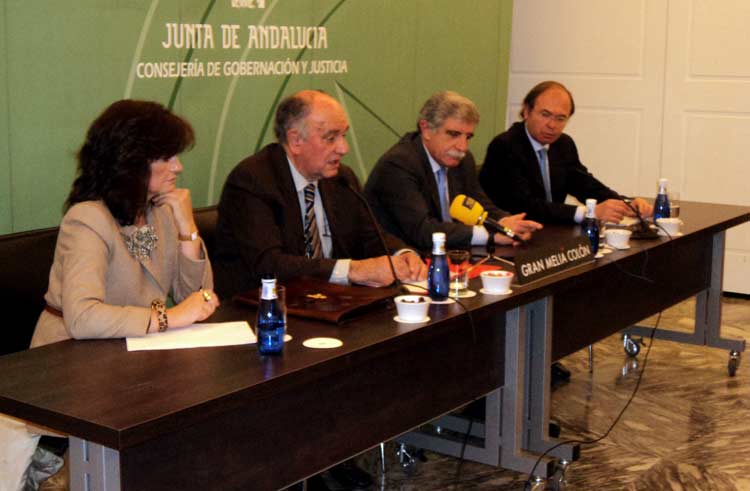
[394,252,427,282]
[348,256,396,287]
[498,213,543,243]
[631,197,653,218]
[595,199,633,223]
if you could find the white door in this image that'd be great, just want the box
[507,0,750,293]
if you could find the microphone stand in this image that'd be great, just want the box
[623,198,659,240]
[338,178,401,286]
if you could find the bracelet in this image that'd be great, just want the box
[151,299,168,332]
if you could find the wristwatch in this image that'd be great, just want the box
[178,230,199,241]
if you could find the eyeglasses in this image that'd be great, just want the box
[535,109,569,124]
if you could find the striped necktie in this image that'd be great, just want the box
[303,183,322,259]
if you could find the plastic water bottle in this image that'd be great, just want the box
[582,199,600,255]
[256,276,286,355]
[428,232,449,301]
[654,178,671,220]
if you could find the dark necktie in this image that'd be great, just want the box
[304,183,322,259]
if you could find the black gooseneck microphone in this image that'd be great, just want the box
[622,197,659,240]
[336,176,400,285]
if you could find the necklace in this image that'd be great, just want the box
[123,225,158,260]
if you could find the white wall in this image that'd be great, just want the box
[508,0,750,293]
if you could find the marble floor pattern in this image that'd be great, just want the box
[351,295,750,491]
[38,296,750,491]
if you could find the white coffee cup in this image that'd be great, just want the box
[394,295,431,321]
[480,270,514,293]
[656,217,683,236]
[604,229,632,249]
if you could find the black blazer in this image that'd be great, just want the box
[213,143,403,297]
[479,122,621,224]
[364,131,507,250]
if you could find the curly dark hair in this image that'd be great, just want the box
[66,100,195,225]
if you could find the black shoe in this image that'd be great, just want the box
[549,421,561,438]
[551,361,571,385]
[328,460,373,489]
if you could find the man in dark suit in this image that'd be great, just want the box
[365,90,542,251]
[214,90,426,300]
[480,81,653,385]
[479,80,652,224]
[214,90,426,490]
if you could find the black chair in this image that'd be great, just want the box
[0,227,58,356]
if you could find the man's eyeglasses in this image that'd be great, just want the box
[536,109,569,124]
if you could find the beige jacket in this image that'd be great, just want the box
[31,200,212,347]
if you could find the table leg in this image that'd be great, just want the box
[500,304,559,477]
[523,298,579,462]
[69,437,121,491]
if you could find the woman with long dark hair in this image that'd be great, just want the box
[32,99,219,345]
[0,100,219,489]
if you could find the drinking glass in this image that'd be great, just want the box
[448,250,470,291]
[669,191,681,218]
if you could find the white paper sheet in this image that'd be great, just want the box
[126,321,255,351]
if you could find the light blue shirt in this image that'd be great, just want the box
[523,125,585,223]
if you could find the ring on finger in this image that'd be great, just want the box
[201,289,212,302]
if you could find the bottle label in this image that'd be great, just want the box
[260,282,277,300]
[585,201,596,218]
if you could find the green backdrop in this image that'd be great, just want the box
[1,0,513,234]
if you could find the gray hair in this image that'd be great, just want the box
[274,90,329,145]
[417,91,480,130]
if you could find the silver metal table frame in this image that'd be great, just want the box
[624,232,745,354]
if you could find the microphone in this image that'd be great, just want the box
[449,194,527,244]
[336,176,400,285]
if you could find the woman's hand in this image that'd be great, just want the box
[153,188,203,259]
[165,289,220,329]
[152,188,197,237]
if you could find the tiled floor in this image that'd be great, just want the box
[40,296,750,490]
[355,295,750,490]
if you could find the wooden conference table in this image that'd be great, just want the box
[0,201,747,490]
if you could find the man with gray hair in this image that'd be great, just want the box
[365,90,541,250]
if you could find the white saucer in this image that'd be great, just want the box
[429,297,456,304]
[595,252,604,259]
[658,230,683,237]
[394,315,430,324]
[302,337,342,349]
[599,247,613,254]
[449,289,477,299]
[609,244,631,250]
[480,288,512,296]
